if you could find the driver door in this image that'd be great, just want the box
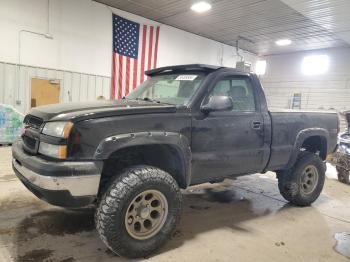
[191,76,266,184]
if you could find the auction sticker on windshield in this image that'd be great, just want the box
[175,75,198,81]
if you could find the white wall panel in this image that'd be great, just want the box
[0,62,111,114]
[3,64,16,106]
[261,48,350,111]
[71,73,81,102]
[80,74,88,102]
[95,77,103,99]
[0,0,112,76]
[101,77,110,99]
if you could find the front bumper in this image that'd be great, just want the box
[12,139,102,207]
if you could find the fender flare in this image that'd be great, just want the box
[94,131,192,187]
[286,128,329,169]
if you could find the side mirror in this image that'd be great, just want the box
[201,96,233,113]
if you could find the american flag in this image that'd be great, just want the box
[111,14,160,99]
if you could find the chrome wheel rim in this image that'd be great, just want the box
[125,189,168,240]
[300,165,319,194]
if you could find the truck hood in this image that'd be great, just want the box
[29,99,177,122]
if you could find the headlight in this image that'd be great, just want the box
[42,122,73,138]
[38,141,67,159]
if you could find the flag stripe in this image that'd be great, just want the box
[128,58,134,94]
[122,55,127,97]
[153,27,160,69]
[125,57,131,97]
[140,25,147,84]
[133,58,138,90]
[136,26,143,86]
[111,52,116,98]
[118,54,123,99]
[148,26,154,72]
[151,26,157,70]
[143,26,149,82]
[115,55,119,99]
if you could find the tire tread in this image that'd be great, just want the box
[278,151,325,206]
[95,165,182,258]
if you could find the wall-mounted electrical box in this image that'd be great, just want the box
[236,61,251,73]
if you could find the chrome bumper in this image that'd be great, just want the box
[13,158,101,197]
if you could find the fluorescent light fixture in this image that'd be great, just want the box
[191,1,212,13]
[275,39,292,46]
[255,60,267,75]
[302,55,329,75]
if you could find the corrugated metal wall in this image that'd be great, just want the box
[261,76,350,131]
[261,76,350,111]
[0,62,111,114]
[261,49,350,114]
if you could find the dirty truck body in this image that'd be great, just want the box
[334,111,350,183]
[12,64,338,258]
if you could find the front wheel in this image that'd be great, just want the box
[95,166,182,258]
[278,152,325,206]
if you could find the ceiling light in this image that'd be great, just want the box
[275,39,292,46]
[191,1,212,13]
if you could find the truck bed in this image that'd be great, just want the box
[266,109,338,171]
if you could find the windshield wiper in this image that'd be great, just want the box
[134,97,175,106]
[135,97,161,103]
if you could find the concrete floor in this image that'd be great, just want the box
[0,146,349,262]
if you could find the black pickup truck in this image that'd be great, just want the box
[12,64,338,258]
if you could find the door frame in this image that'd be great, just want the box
[29,77,61,109]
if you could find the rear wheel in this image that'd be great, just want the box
[278,152,325,206]
[95,165,182,258]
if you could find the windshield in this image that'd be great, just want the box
[127,73,205,105]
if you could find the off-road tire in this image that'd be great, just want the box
[95,165,182,258]
[277,152,325,206]
[336,167,350,184]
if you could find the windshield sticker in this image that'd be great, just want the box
[175,75,198,81]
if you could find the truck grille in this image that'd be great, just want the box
[22,114,42,154]
[22,133,39,154]
[23,135,37,149]
[24,115,43,129]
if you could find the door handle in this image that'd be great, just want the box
[251,121,261,130]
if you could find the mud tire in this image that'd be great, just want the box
[277,152,325,206]
[95,165,182,258]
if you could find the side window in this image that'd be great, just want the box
[211,80,230,96]
[209,77,256,112]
